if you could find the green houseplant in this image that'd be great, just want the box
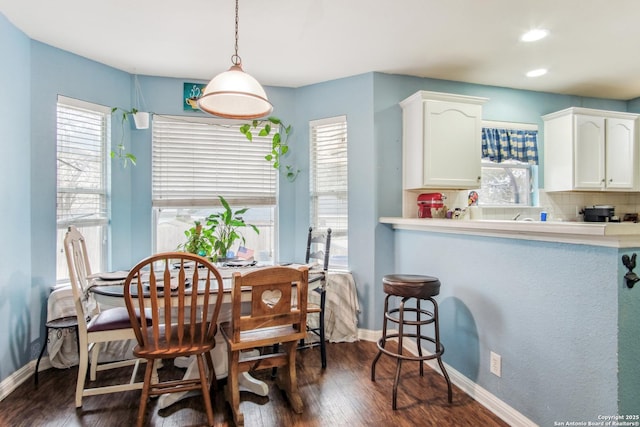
[178,196,259,262]
[111,107,139,167]
[240,116,299,181]
[205,196,259,261]
[177,221,214,257]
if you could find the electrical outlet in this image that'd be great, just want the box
[490,351,502,377]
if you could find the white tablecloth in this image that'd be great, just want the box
[307,272,360,343]
[46,268,360,368]
[46,284,135,369]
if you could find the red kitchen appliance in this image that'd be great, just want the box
[417,193,446,218]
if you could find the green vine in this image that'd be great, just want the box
[239,116,299,181]
[110,107,138,168]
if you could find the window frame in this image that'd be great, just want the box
[309,115,348,270]
[150,115,277,260]
[56,96,110,282]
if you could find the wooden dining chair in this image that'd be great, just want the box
[302,226,331,368]
[64,226,146,408]
[221,266,309,426]
[123,252,224,427]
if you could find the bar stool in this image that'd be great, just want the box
[371,274,452,409]
[34,315,79,385]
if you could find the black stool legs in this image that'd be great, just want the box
[371,293,453,409]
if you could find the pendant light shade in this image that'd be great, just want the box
[197,64,272,119]
[197,0,273,119]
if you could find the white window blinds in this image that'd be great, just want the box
[309,116,348,235]
[152,115,276,208]
[56,96,109,228]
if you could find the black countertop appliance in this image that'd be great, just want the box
[582,205,615,222]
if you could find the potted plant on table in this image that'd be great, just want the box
[178,196,259,262]
[177,221,214,257]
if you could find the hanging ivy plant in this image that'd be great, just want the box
[239,116,300,181]
[110,107,138,168]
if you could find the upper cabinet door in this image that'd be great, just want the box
[401,91,488,190]
[574,114,605,190]
[422,100,483,188]
[543,107,639,192]
[605,117,636,189]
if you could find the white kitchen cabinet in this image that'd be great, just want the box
[543,107,639,192]
[400,91,488,190]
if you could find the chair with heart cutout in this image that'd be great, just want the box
[220,265,308,426]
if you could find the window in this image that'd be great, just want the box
[56,96,110,281]
[309,116,348,269]
[152,115,276,261]
[478,121,538,206]
[479,160,532,206]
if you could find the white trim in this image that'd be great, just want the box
[379,216,640,248]
[57,95,112,114]
[309,115,347,128]
[482,120,538,131]
[359,328,538,427]
[0,358,50,402]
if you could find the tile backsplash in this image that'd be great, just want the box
[438,190,640,221]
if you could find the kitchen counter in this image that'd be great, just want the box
[379,217,640,248]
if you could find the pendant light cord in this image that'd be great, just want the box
[232,0,241,66]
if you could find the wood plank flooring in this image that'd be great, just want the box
[0,340,508,426]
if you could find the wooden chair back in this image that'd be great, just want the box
[124,252,224,355]
[64,226,95,332]
[227,266,308,346]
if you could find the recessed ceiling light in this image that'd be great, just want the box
[521,29,549,42]
[526,68,548,78]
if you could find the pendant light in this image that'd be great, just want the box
[197,0,273,119]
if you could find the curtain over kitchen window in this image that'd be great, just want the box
[482,127,539,165]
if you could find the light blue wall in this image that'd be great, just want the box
[2,11,639,422]
[0,13,33,381]
[619,249,640,415]
[391,230,621,425]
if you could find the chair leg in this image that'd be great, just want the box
[204,350,216,392]
[225,350,243,426]
[318,290,327,369]
[270,343,280,379]
[90,342,100,381]
[196,354,215,427]
[136,360,154,427]
[75,336,89,408]
[275,341,303,414]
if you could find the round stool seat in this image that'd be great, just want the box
[382,274,440,299]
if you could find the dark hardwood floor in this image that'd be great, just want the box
[0,340,508,426]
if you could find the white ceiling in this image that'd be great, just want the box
[2,0,640,100]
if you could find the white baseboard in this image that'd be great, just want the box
[358,328,537,427]
[1,359,34,401]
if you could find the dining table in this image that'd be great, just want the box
[88,262,324,408]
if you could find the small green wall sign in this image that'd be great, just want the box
[184,83,206,111]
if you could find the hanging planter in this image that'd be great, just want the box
[132,111,149,129]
